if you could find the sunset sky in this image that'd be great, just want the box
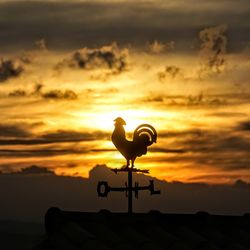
[0,0,250,184]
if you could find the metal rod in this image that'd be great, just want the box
[128,169,133,214]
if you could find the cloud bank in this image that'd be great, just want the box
[0,165,249,222]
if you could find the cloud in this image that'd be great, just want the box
[149,147,186,154]
[0,165,250,222]
[39,130,109,143]
[188,174,250,184]
[184,93,226,106]
[13,165,55,175]
[0,1,248,54]
[154,126,250,172]
[0,148,86,158]
[146,40,175,54]
[0,1,248,52]
[157,65,182,82]
[237,120,250,131]
[142,93,227,107]
[42,89,77,100]
[8,84,78,100]
[56,43,129,75]
[181,131,250,153]
[159,128,203,139]
[198,24,228,75]
[143,95,165,103]
[174,130,250,170]
[0,59,24,82]
[18,55,32,65]
[0,124,31,138]
[0,128,109,145]
[0,128,110,158]
[35,38,48,52]
[8,89,27,97]
[32,83,43,95]
[165,66,181,78]
[206,112,246,118]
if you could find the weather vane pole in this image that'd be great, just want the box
[97,117,160,214]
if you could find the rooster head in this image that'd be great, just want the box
[114,117,126,126]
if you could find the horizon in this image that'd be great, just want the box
[1,163,250,186]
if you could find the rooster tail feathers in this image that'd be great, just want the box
[133,124,157,146]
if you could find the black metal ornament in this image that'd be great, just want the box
[97,118,160,214]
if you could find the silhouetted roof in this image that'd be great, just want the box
[34,207,250,250]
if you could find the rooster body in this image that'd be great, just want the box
[112,117,157,167]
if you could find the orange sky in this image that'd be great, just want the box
[0,0,250,184]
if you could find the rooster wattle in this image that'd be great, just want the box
[111,117,157,167]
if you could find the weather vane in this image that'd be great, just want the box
[97,117,160,214]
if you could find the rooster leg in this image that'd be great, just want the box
[126,159,130,167]
[131,159,135,168]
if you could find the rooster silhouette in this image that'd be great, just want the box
[112,117,157,167]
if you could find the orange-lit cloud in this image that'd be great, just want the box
[0,1,249,185]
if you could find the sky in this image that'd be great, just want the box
[0,0,250,184]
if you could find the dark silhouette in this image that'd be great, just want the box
[98,118,160,214]
[111,117,157,167]
[97,169,160,214]
[39,207,250,250]
[1,165,250,222]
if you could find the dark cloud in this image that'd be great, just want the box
[0,148,85,158]
[158,65,182,82]
[0,165,249,222]
[0,128,111,161]
[165,66,181,78]
[206,112,246,118]
[89,71,124,81]
[159,128,203,139]
[0,122,110,159]
[144,95,165,103]
[0,124,31,138]
[39,130,109,143]
[198,25,227,75]
[13,165,55,175]
[42,89,77,100]
[181,132,250,153]
[0,129,109,146]
[56,43,129,75]
[149,147,186,154]
[143,93,250,107]
[175,131,250,170]
[154,127,250,171]
[0,59,24,82]
[31,83,78,100]
[32,83,43,95]
[8,89,27,97]
[185,93,226,106]
[234,179,250,188]
[18,55,32,65]
[0,1,248,52]
[8,84,78,100]
[188,174,250,184]
[237,120,250,131]
[142,93,227,107]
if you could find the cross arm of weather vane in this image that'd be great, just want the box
[97,180,160,199]
[111,167,149,174]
